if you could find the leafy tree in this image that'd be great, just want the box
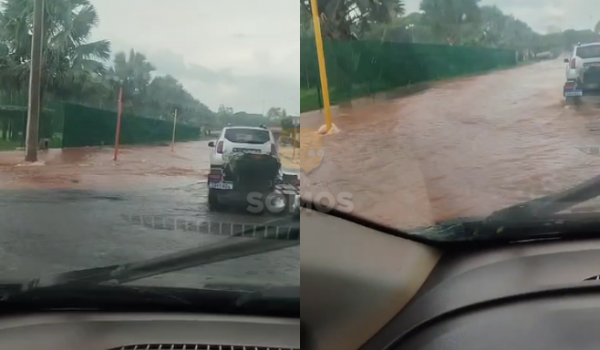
[217,104,234,117]
[267,107,287,119]
[0,0,110,100]
[280,116,298,130]
[364,12,434,43]
[108,49,155,108]
[419,0,482,45]
[0,0,294,151]
[0,0,228,134]
[300,0,405,40]
[301,3,314,37]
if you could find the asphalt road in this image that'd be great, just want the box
[0,183,299,289]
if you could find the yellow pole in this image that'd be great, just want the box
[309,0,332,132]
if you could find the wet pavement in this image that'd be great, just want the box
[302,59,600,230]
[0,141,299,288]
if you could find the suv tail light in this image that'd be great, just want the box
[271,143,277,156]
[216,141,224,154]
[564,81,575,90]
[570,58,577,69]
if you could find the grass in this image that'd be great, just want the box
[0,137,61,151]
[300,89,322,114]
[300,60,539,113]
[0,139,20,151]
[300,84,388,113]
[49,136,62,148]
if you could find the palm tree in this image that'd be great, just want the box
[111,49,155,98]
[301,0,405,40]
[0,0,111,100]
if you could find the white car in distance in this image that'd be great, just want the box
[206,126,278,206]
[208,126,277,169]
[564,42,600,104]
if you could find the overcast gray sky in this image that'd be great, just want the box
[403,0,598,33]
[90,0,299,115]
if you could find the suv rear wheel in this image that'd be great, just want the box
[208,189,221,210]
[566,96,582,106]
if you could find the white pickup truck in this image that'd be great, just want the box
[564,42,600,104]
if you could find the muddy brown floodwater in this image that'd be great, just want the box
[301,59,600,230]
[0,141,210,190]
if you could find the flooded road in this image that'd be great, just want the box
[0,141,299,288]
[0,141,211,190]
[302,59,600,230]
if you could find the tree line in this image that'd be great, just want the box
[300,0,599,54]
[0,0,288,134]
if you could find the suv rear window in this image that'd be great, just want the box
[577,45,600,59]
[224,129,270,144]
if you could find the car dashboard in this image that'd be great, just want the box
[0,282,300,349]
[360,237,600,350]
[302,209,600,350]
[0,312,300,350]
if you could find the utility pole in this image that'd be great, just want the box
[113,85,123,161]
[24,0,44,162]
[170,109,178,152]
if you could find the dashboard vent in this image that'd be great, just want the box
[110,345,299,350]
[584,275,600,281]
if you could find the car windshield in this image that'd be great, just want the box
[225,129,271,144]
[300,1,600,241]
[0,0,299,295]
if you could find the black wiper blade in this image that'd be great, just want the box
[0,284,298,318]
[236,286,299,307]
[408,217,481,241]
[479,212,600,241]
[487,174,600,221]
[413,211,600,242]
[29,218,299,289]
[410,174,600,241]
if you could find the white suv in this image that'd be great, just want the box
[208,126,277,170]
[564,43,600,103]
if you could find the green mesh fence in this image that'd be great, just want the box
[0,93,64,149]
[62,103,200,148]
[300,38,517,111]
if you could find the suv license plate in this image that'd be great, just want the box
[232,148,261,154]
[565,90,583,97]
[209,182,234,190]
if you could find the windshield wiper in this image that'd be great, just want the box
[413,212,600,242]
[412,174,600,241]
[487,174,600,221]
[27,217,299,289]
